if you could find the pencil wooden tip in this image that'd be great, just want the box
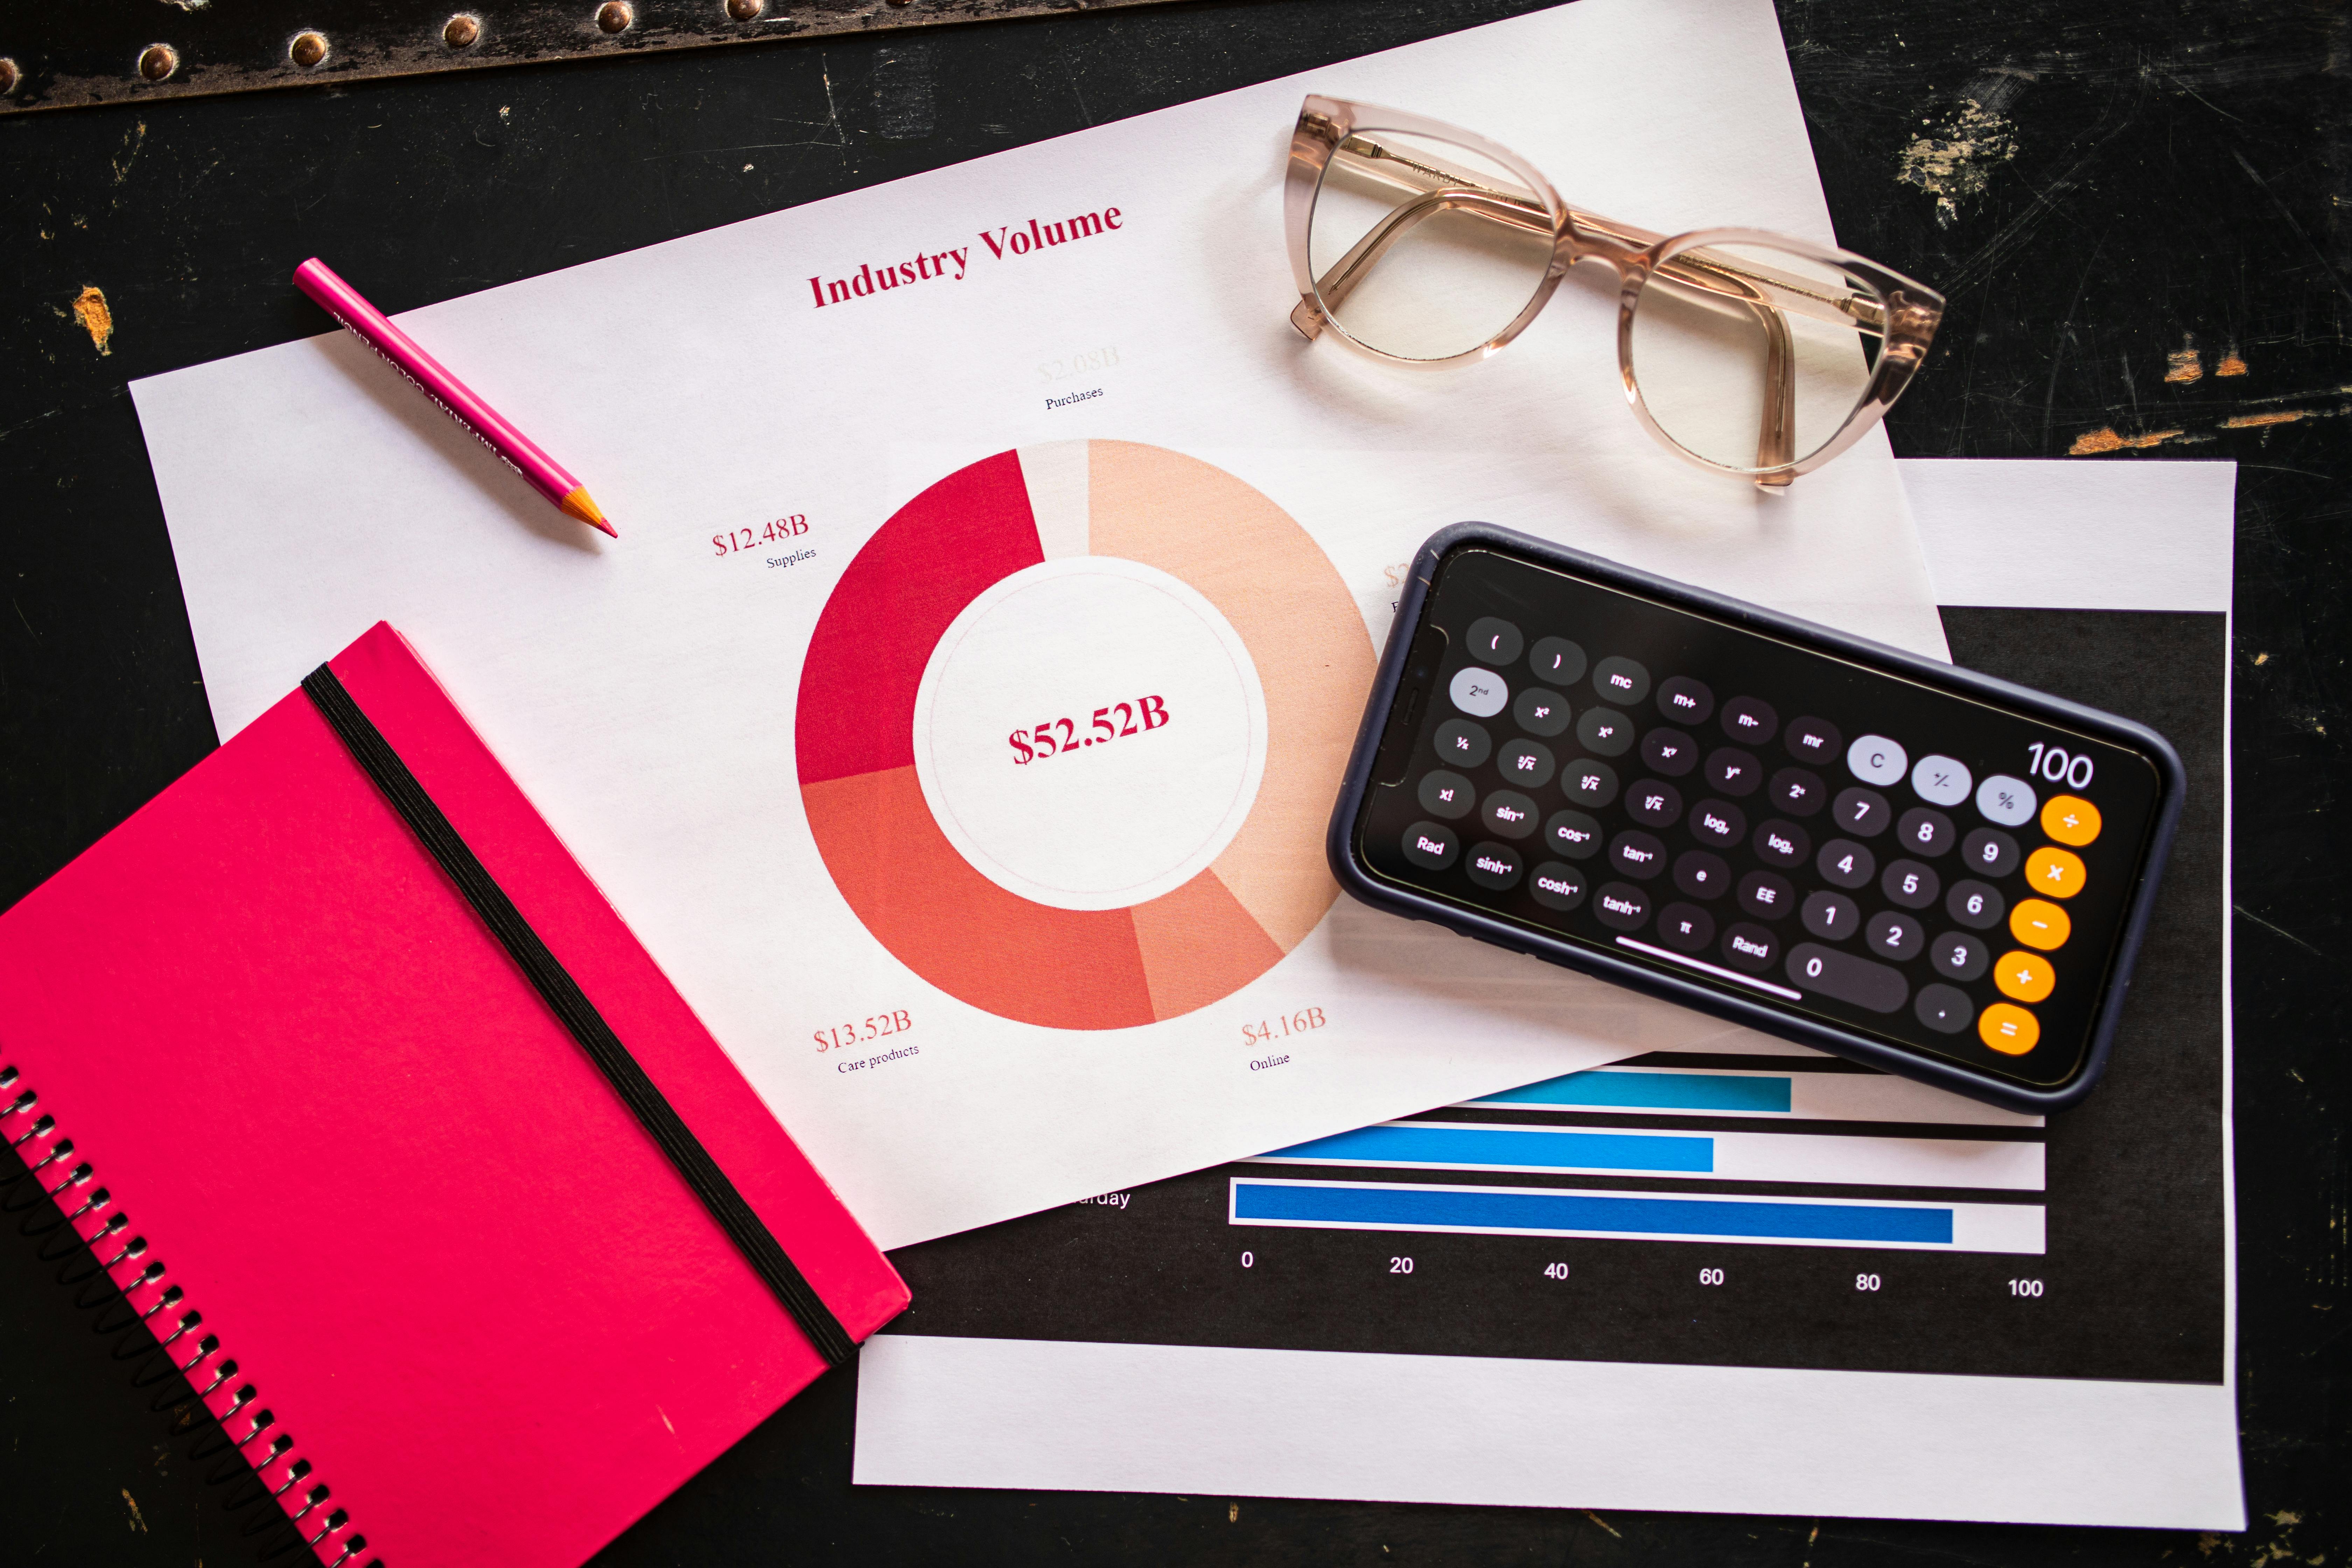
[560,487,618,538]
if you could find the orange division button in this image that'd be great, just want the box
[1995,949,2056,1003]
[1978,1002,2041,1055]
[2025,845,2086,898]
[2009,898,2072,951]
[2040,794,2102,846]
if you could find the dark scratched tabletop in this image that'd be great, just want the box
[2,1,2345,1562]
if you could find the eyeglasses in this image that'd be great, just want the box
[1284,97,1945,487]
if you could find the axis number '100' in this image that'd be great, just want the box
[1010,696,1169,764]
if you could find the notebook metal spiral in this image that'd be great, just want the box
[1,1062,377,1567]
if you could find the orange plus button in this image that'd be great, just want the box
[2040,794,2102,846]
[1995,950,2056,1003]
[2025,845,2086,898]
[1978,1002,2040,1055]
[2009,898,2072,951]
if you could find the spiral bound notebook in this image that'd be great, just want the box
[0,623,909,1566]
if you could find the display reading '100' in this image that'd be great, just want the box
[1009,696,1170,764]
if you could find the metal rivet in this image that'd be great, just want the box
[443,14,481,47]
[289,31,329,68]
[0,58,19,96]
[138,43,180,82]
[727,0,765,17]
[596,1,633,32]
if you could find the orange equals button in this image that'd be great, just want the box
[1979,1002,2040,1055]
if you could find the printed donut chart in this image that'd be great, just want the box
[796,441,1374,1030]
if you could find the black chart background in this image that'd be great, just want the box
[887,608,2228,1387]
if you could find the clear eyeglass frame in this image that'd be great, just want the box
[1284,96,1947,487]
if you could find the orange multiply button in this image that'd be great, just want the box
[2040,794,2101,846]
[2025,845,2086,898]
[1995,950,2056,1003]
[1978,1002,2040,1055]
[2009,898,2072,951]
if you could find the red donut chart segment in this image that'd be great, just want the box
[797,450,1043,785]
[802,765,1157,1029]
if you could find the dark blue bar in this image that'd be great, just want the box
[1476,1069,1793,1113]
[1260,1125,1712,1172]
[1233,1182,1953,1244]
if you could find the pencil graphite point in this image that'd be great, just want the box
[561,488,619,538]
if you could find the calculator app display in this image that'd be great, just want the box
[1357,548,2164,1089]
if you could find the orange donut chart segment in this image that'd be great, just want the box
[1129,869,1287,1021]
[801,765,1156,1030]
[1086,440,1377,951]
[796,450,1045,786]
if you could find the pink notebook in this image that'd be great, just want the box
[0,624,908,1566]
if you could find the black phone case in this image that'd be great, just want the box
[1326,523,2186,1114]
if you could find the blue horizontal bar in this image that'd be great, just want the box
[1260,1125,1712,1173]
[1477,1069,1793,1114]
[1234,1182,1954,1244]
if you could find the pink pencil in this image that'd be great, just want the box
[293,257,616,538]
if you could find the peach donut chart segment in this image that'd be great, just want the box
[796,441,1375,1030]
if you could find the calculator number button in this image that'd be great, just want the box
[1721,923,1780,973]
[1689,799,1747,846]
[1656,903,1716,953]
[1915,983,1975,1034]
[1847,735,1908,787]
[1769,767,1825,817]
[1720,696,1778,745]
[1466,841,1526,890]
[1467,617,1524,666]
[1896,807,1953,857]
[1673,850,1731,900]
[1752,819,1811,868]
[1787,943,1909,1013]
[1961,828,2019,877]
[1737,870,1796,920]
[1801,891,1861,941]
[1497,740,1556,790]
[1561,760,1619,808]
[1417,770,1475,820]
[1909,754,1973,807]
[1994,950,2057,1003]
[1978,1002,2040,1054]
[1610,830,1669,880]
[1513,687,1573,737]
[1402,821,1460,870]
[1594,882,1652,931]
[1434,719,1491,768]
[1593,656,1650,705]
[1975,774,2037,826]
[1479,789,1541,840]
[1785,717,1842,765]
[2040,794,2102,846]
[1625,779,1684,828]
[1929,931,1991,981]
[1578,707,1637,757]
[1946,879,2006,930]
[2009,898,2072,950]
[1815,839,1875,890]
[1449,666,1508,718]
[1705,747,1762,797]
[1642,728,1699,777]
[1879,859,1940,909]
[1656,676,1714,724]
[1831,787,1890,837]
[2024,846,2087,898]
[1543,810,1605,860]
[1865,910,1925,961]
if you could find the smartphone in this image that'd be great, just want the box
[1328,524,2184,1112]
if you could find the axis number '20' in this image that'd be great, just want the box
[1388,1256,1414,1275]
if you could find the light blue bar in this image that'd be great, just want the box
[1234,1182,1953,1244]
[1476,1069,1793,1114]
[1260,1124,1712,1173]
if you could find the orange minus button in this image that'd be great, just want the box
[2025,845,2086,898]
[2010,898,2072,950]
[1995,950,2056,1003]
[1979,1002,2040,1055]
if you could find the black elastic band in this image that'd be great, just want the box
[302,664,856,1367]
